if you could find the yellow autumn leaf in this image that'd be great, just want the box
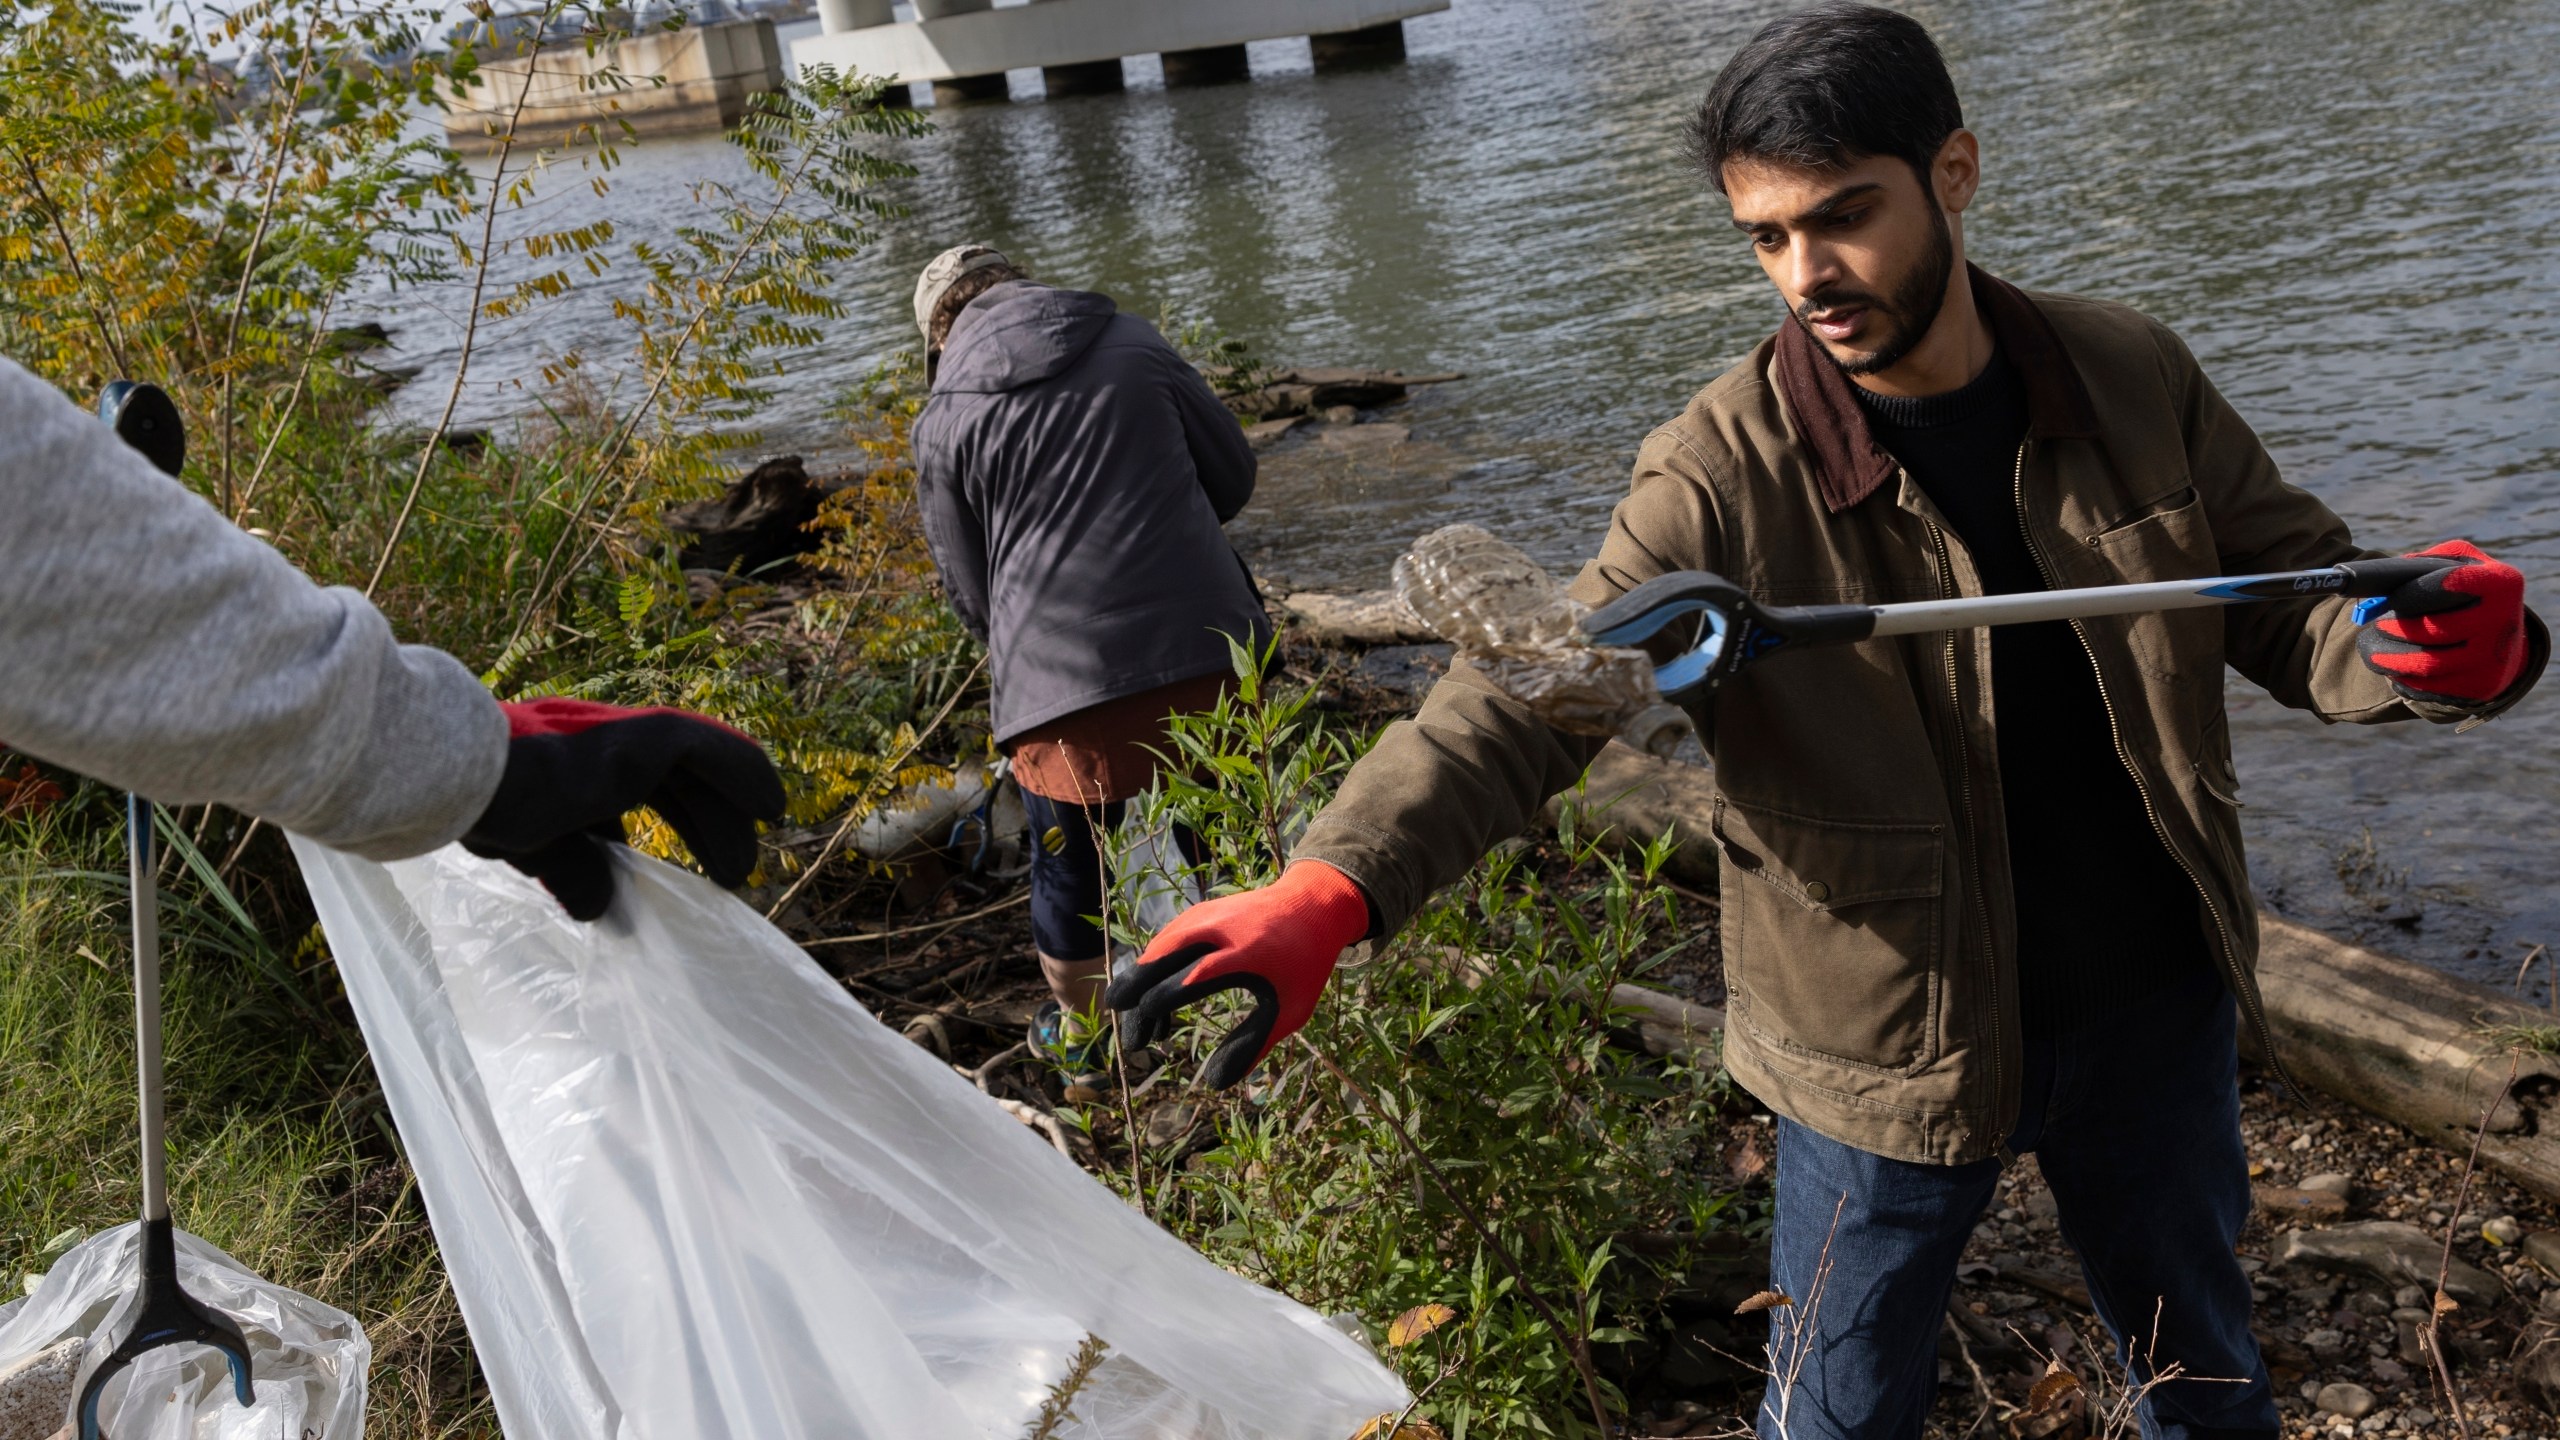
[1386,1303,1457,1348]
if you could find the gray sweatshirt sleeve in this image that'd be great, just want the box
[910,410,993,642]
[0,358,507,859]
[1167,351,1256,523]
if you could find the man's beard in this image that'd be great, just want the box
[1793,204,1956,378]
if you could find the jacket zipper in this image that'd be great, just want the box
[1927,517,2010,1148]
[2005,443,2292,1090]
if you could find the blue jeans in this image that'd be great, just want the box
[1758,968,2278,1440]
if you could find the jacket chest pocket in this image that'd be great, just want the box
[2086,489,2224,679]
[1712,798,1947,1074]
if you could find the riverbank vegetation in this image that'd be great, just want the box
[0,0,1762,1433]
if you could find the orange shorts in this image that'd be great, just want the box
[1004,672,1231,804]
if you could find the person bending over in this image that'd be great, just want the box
[1109,8,2543,1438]
[909,245,1268,1084]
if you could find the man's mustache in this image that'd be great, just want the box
[1794,288,1887,323]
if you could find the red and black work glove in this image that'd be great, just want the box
[1105,861,1373,1089]
[461,698,786,921]
[2354,540,2529,705]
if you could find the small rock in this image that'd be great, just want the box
[2395,1321,2424,1366]
[2024,1189,2058,1225]
[2258,1185,2351,1223]
[2317,1382,2377,1419]
[2482,1215,2523,1246]
[2516,1340,2560,1416]
[2403,1408,2434,1428]
[2393,1285,2428,1309]
[2370,1357,2409,1387]
[2520,1230,2560,1277]
[2305,1326,2349,1360]
[2300,1172,2356,1200]
[2540,1287,2560,1317]
[1243,416,1304,445]
[1318,404,1360,424]
[1143,1100,1200,1150]
[0,1337,82,1440]
[2271,1222,2502,1309]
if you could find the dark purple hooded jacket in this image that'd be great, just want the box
[912,281,1269,742]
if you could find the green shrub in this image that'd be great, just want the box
[1108,642,1752,1437]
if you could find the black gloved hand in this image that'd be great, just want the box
[462,698,786,920]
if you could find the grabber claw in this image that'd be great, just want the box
[71,1218,256,1440]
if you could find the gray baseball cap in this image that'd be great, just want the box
[912,243,1014,341]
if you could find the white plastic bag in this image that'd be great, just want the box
[0,1225,368,1440]
[291,838,1407,1440]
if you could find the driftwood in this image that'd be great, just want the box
[1274,589,1437,646]
[1543,744,2560,1203]
[1222,365,1463,422]
[2250,916,2560,1203]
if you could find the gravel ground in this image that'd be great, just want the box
[1909,1065,2560,1440]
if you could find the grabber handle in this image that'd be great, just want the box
[2332,555,2462,597]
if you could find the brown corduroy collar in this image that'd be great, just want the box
[1772,262,2101,514]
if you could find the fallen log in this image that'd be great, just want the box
[2250,916,2560,1203]
[1275,588,1436,646]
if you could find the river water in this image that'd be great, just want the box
[360,0,2560,987]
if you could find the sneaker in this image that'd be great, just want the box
[1028,999,1114,1087]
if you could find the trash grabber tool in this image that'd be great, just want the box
[73,381,256,1440]
[1585,557,2461,705]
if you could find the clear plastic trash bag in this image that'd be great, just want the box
[0,1225,368,1440]
[289,838,1408,1440]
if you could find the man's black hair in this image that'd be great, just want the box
[1688,3,1964,194]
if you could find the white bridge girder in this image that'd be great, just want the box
[790,0,1446,85]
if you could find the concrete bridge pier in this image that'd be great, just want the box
[932,72,1011,104]
[915,0,1011,104]
[1310,20,1406,69]
[792,0,1448,108]
[1161,43,1250,87]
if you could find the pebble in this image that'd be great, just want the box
[2305,1327,2349,1360]
[2301,1172,2356,1199]
[2370,1358,2409,1387]
[2481,1214,2523,1246]
[2318,1382,2378,1419]
[2393,1285,2427,1308]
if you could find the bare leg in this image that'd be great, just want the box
[1039,950,1108,1018]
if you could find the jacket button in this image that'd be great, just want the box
[1804,880,1832,903]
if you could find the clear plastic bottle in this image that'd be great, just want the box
[1392,524,1690,754]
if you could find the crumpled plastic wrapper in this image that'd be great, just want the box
[1392,524,1670,741]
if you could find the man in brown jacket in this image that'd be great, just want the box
[1110,6,2544,1436]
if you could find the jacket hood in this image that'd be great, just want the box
[933,282,1118,394]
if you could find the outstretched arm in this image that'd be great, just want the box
[2163,326,2545,721]
[1110,424,1727,1084]
[0,358,507,860]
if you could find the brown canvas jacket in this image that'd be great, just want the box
[1294,266,2547,1165]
